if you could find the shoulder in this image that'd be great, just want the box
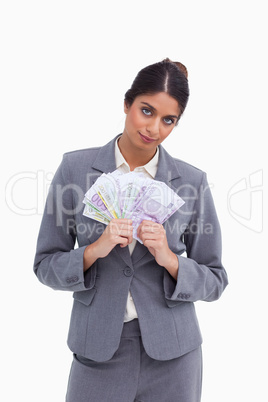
[52,146,103,185]
[60,146,104,175]
[61,135,118,169]
[175,157,207,189]
[159,144,205,178]
[174,157,204,176]
[63,146,102,163]
[160,144,206,186]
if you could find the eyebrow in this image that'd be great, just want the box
[140,102,179,120]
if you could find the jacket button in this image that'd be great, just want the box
[123,267,134,277]
[177,292,189,299]
[66,276,79,284]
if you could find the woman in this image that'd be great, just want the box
[34,58,228,402]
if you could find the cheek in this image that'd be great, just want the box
[128,109,144,127]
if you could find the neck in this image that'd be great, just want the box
[118,135,157,171]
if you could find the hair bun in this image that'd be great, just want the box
[162,57,188,79]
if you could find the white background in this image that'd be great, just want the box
[1,1,267,401]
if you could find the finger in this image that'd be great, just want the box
[141,236,166,249]
[143,238,156,247]
[140,220,162,229]
[109,229,133,240]
[114,227,133,235]
[118,237,129,248]
[110,219,133,226]
[138,223,163,236]
[120,233,133,245]
[112,228,133,245]
[109,223,133,236]
[140,219,156,225]
[140,232,162,241]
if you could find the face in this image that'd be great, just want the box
[122,92,181,153]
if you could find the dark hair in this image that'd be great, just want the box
[124,58,189,122]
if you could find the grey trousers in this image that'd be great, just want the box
[66,319,202,402]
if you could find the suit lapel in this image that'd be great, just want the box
[131,241,148,265]
[154,144,181,183]
[91,135,119,174]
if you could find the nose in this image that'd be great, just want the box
[146,117,160,136]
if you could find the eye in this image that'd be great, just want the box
[163,117,175,125]
[141,108,152,116]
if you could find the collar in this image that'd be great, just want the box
[114,135,159,179]
[91,134,181,183]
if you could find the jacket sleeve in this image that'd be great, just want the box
[33,155,95,292]
[164,172,228,305]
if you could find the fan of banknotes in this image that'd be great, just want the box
[83,169,185,242]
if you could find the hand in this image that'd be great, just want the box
[96,219,133,257]
[137,220,179,279]
[83,219,133,271]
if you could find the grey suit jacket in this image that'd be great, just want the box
[34,134,228,362]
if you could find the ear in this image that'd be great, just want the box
[124,100,129,115]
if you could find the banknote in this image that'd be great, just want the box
[83,202,111,225]
[83,169,185,242]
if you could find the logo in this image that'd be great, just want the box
[227,170,263,233]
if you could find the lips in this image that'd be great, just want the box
[138,132,156,143]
